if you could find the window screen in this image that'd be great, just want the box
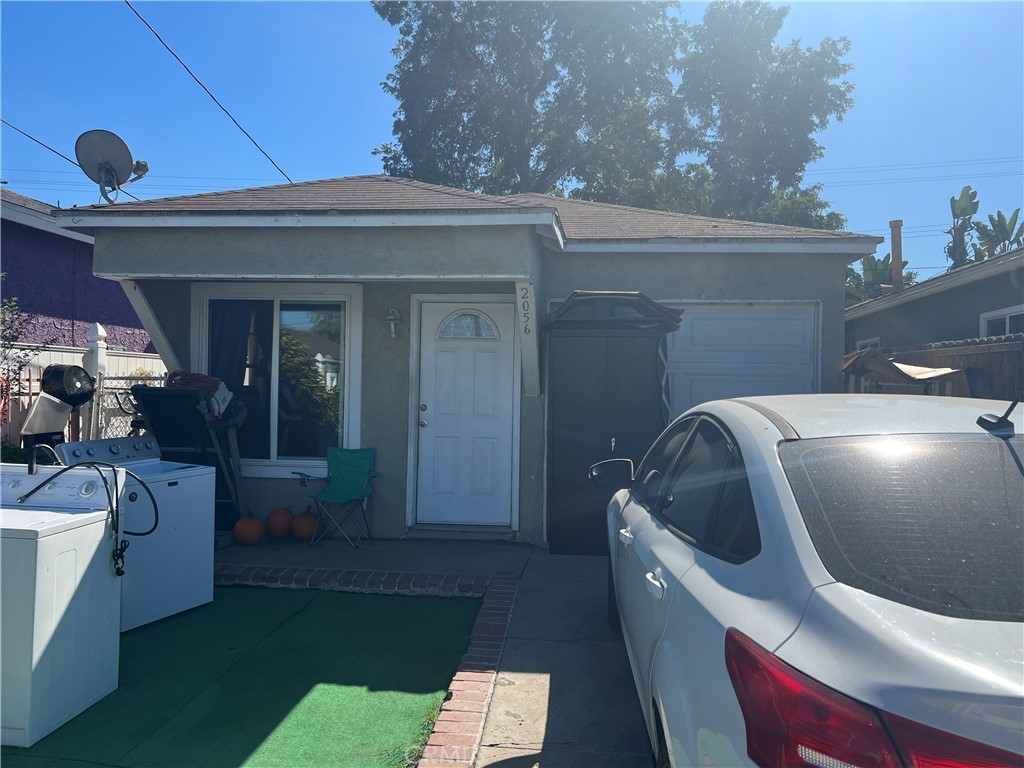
[780,434,1024,622]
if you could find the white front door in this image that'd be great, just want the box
[415,302,515,525]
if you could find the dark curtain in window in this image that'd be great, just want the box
[209,300,261,392]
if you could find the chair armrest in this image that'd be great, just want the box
[292,471,326,488]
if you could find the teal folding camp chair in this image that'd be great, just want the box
[293,447,378,547]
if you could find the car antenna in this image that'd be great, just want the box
[977,389,1023,437]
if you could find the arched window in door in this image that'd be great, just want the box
[438,311,498,340]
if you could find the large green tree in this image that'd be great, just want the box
[373,1,679,196]
[374,1,853,229]
[668,2,853,223]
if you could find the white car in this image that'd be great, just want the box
[590,394,1024,768]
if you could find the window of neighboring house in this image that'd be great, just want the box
[856,337,881,351]
[193,284,362,476]
[980,305,1024,338]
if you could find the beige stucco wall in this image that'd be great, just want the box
[93,225,535,280]
[95,225,856,546]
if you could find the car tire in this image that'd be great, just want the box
[607,560,621,633]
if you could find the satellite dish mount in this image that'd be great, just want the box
[75,130,149,204]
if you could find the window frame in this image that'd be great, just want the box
[979,304,1024,338]
[631,417,697,511]
[652,414,761,564]
[191,282,363,478]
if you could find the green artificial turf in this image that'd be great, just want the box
[1,587,480,768]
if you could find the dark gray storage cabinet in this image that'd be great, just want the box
[546,292,682,555]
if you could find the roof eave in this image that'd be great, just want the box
[53,207,560,236]
[846,249,1024,320]
[559,236,882,255]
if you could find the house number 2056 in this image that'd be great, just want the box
[519,285,534,335]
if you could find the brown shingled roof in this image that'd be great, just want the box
[508,193,869,241]
[63,175,544,215]
[61,174,879,243]
[1,188,56,216]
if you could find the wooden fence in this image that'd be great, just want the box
[887,335,1024,401]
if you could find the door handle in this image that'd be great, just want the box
[418,419,428,427]
[611,437,616,453]
[644,571,665,600]
[618,527,634,545]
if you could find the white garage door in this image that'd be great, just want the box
[666,303,818,418]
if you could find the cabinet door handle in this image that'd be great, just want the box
[611,437,616,453]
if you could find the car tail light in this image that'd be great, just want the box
[725,628,901,768]
[883,711,1024,768]
[725,629,1023,768]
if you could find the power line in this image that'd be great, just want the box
[1,119,141,201]
[806,156,1023,175]
[3,177,269,192]
[1,167,282,183]
[0,120,79,167]
[124,0,292,184]
[822,170,1021,189]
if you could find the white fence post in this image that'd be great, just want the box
[81,323,108,439]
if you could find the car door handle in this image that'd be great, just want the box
[618,528,634,545]
[644,571,665,600]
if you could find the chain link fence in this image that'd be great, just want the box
[92,376,165,439]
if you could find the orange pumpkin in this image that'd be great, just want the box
[233,516,264,545]
[290,511,321,541]
[265,508,292,539]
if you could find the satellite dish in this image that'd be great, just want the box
[75,130,149,204]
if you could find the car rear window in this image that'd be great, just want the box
[780,434,1023,622]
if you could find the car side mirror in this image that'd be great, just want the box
[588,458,634,489]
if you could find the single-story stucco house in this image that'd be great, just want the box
[55,175,881,552]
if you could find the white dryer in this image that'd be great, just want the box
[1,463,124,747]
[56,438,216,631]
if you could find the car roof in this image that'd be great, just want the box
[716,394,1024,440]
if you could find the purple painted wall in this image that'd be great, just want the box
[1,220,154,353]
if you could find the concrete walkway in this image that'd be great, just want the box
[475,550,652,767]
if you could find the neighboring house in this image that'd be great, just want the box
[1,188,155,353]
[845,247,1023,400]
[55,175,881,548]
[845,246,1023,351]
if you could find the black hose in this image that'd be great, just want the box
[17,461,161,576]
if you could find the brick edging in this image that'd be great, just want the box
[212,564,520,768]
[214,563,491,597]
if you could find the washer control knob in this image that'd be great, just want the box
[73,448,84,458]
[109,444,121,455]
[146,441,155,449]
[7,480,20,491]
[79,482,96,497]
[44,483,56,492]
[134,442,144,451]
[87,448,97,456]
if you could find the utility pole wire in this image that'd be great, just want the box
[124,0,293,184]
[0,118,141,201]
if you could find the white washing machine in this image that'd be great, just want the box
[1,463,125,747]
[56,438,216,631]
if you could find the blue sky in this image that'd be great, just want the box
[2,1,1021,280]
